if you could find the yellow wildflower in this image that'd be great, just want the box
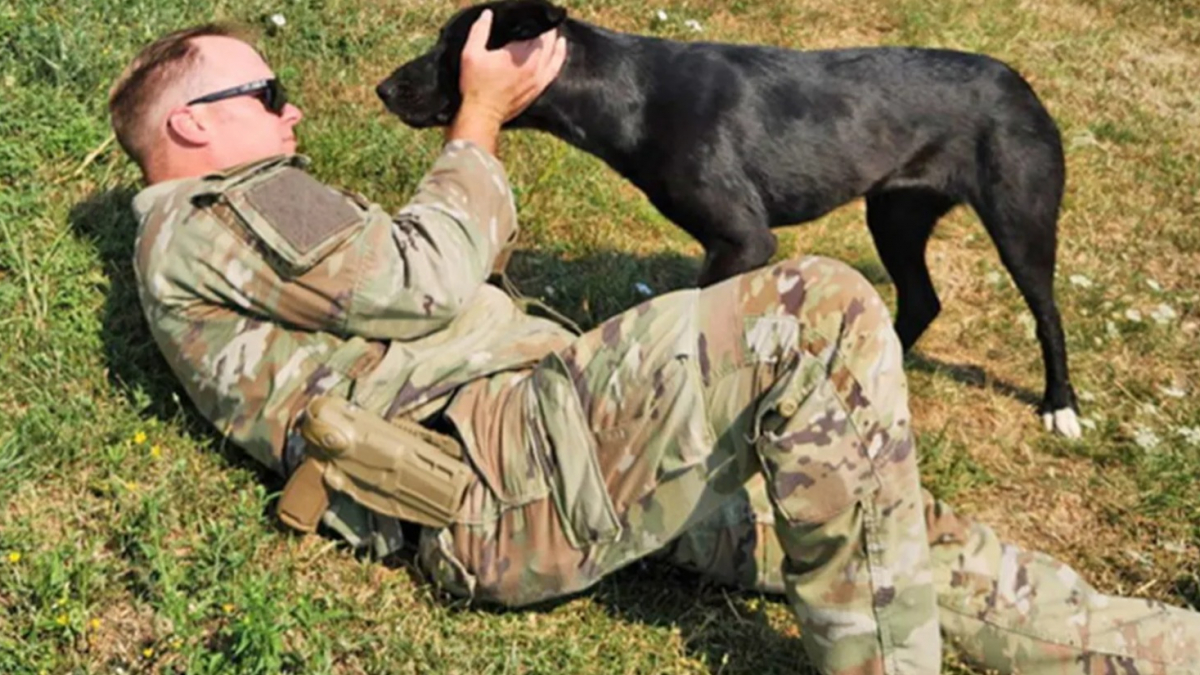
[55,614,68,626]
[150,445,162,458]
[143,647,154,658]
[7,552,19,563]
[222,603,235,614]
[133,431,147,444]
[90,618,102,630]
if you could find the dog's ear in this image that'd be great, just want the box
[486,0,568,49]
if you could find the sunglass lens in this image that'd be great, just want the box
[267,80,287,114]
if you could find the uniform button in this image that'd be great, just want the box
[778,397,799,417]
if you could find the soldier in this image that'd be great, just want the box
[108,16,1199,675]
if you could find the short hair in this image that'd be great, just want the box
[108,23,254,173]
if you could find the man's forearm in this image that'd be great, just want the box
[445,105,501,157]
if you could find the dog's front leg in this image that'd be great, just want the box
[696,229,779,287]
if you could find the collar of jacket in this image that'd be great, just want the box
[133,154,312,212]
[201,153,310,181]
[132,154,313,217]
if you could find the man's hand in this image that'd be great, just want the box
[447,10,567,155]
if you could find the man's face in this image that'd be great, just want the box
[185,36,303,165]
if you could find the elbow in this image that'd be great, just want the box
[345,291,466,341]
[421,291,466,324]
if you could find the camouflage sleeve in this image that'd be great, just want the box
[200,142,518,341]
[342,139,518,339]
[130,142,519,470]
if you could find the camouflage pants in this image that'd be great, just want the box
[421,257,1200,674]
[667,480,1200,673]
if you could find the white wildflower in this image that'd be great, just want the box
[1159,385,1187,399]
[544,285,556,298]
[1150,303,1177,325]
[1132,425,1160,450]
[1163,540,1188,554]
[1068,274,1093,288]
[1147,278,1162,292]
[634,282,654,297]
[269,13,286,27]
[684,19,703,32]
[1124,308,1143,322]
[1176,426,1200,447]
[1105,320,1118,337]
[654,9,668,21]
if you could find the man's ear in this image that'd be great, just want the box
[164,107,210,147]
[486,0,568,49]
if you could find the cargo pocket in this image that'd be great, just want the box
[752,340,884,526]
[530,352,623,549]
[442,371,551,514]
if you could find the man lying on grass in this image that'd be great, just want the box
[107,17,1200,675]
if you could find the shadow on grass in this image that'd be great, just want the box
[593,562,813,674]
[904,352,1042,408]
[504,246,701,330]
[428,557,811,674]
[67,187,280,486]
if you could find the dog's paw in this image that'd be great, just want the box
[1042,408,1082,439]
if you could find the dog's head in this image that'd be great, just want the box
[376,0,568,128]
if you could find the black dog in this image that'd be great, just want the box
[376,0,1080,436]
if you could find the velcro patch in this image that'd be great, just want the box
[234,167,363,276]
[246,168,360,254]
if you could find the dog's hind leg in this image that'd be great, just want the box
[865,189,956,351]
[972,164,1080,437]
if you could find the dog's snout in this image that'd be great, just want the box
[375,79,396,103]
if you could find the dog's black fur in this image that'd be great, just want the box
[376,0,1079,428]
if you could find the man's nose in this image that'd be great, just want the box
[282,103,303,124]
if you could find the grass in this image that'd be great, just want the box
[1,0,1198,672]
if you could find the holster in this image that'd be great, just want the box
[277,396,473,532]
[277,458,331,533]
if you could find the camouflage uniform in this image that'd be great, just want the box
[132,141,1200,674]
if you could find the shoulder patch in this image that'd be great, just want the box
[245,168,360,255]
[228,167,364,277]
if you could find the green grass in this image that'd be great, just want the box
[1,0,1198,672]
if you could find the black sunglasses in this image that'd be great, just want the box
[186,78,288,115]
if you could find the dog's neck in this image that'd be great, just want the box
[509,20,653,177]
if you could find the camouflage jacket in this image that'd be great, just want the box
[132,141,573,547]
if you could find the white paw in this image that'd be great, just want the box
[1042,408,1082,439]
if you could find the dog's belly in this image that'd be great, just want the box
[757,170,874,226]
[765,200,848,227]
